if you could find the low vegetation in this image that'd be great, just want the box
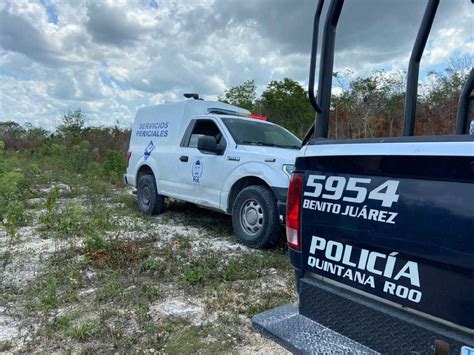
[0,112,292,352]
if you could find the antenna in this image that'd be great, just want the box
[402,0,439,136]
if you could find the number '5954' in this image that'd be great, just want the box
[304,175,400,208]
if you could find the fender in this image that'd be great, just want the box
[220,161,289,211]
[134,157,161,191]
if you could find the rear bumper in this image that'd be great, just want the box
[123,174,135,186]
[253,303,375,353]
[254,275,473,353]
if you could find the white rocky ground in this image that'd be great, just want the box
[1,184,292,353]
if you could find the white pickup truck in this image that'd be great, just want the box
[124,95,301,248]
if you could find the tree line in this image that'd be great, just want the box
[219,58,472,139]
[1,58,471,155]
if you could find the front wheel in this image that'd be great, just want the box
[231,185,281,248]
[137,174,165,215]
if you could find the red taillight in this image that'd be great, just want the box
[126,151,132,168]
[286,173,303,250]
[248,113,268,121]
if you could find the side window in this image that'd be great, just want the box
[185,120,225,149]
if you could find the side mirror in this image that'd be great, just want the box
[197,136,223,155]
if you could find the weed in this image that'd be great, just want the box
[0,340,13,352]
[38,273,59,311]
[95,275,122,302]
[1,250,13,270]
[45,311,82,336]
[66,322,98,340]
[245,290,292,317]
[138,281,161,301]
[180,255,220,286]
[163,323,237,353]
[139,256,166,273]
[171,234,192,250]
[87,239,140,268]
[117,194,137,210]
[0,169,28,238]
[40,187,60,232]
[179,251,290,288]
[26,254,84,313]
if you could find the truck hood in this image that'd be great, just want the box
[237,145,299,165]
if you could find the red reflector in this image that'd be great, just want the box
[286,173,303,250]
[248,113,268,121]
[126,151,132,168]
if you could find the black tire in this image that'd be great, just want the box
[137,174,165,215]
[231,185,281,248]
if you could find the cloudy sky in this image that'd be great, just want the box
[0,0,472,130]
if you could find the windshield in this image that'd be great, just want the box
[221,117,301,149]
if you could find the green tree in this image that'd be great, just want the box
[259,78,313,138]
[419,58,472,135]
[332,70,405,138]
[0,121,27,150]
[58,109,86,146]
[219,80,257,111]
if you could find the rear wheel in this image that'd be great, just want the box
[137,174,164,215]
[232,185,281,248]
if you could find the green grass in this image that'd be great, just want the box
[26,254,85,313]
[66,322,98,340]
[2,148,294,353]
[0,341,13,352]
[179,249,291,288]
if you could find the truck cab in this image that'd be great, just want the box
[253,0,474,353]
[125,98,301,248]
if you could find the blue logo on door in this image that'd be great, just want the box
[144,141,155,161]
[192,160,203,183]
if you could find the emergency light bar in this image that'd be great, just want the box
[248,113,268,121]
[207,108,268,121]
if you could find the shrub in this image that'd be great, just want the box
[103,149,125,182]
[40,187,61,233]
[68,141,93,174]
[0,170,28,237]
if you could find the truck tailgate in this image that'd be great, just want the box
[299,154,474,331]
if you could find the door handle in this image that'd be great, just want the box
[179,156,188,162]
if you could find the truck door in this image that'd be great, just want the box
[176,118,228,209]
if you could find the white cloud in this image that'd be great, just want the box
[0,0,472,130]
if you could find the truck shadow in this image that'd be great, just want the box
[164,199,287,250]
[164,199,234,236]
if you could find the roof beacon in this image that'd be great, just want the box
[248,113,268,121]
